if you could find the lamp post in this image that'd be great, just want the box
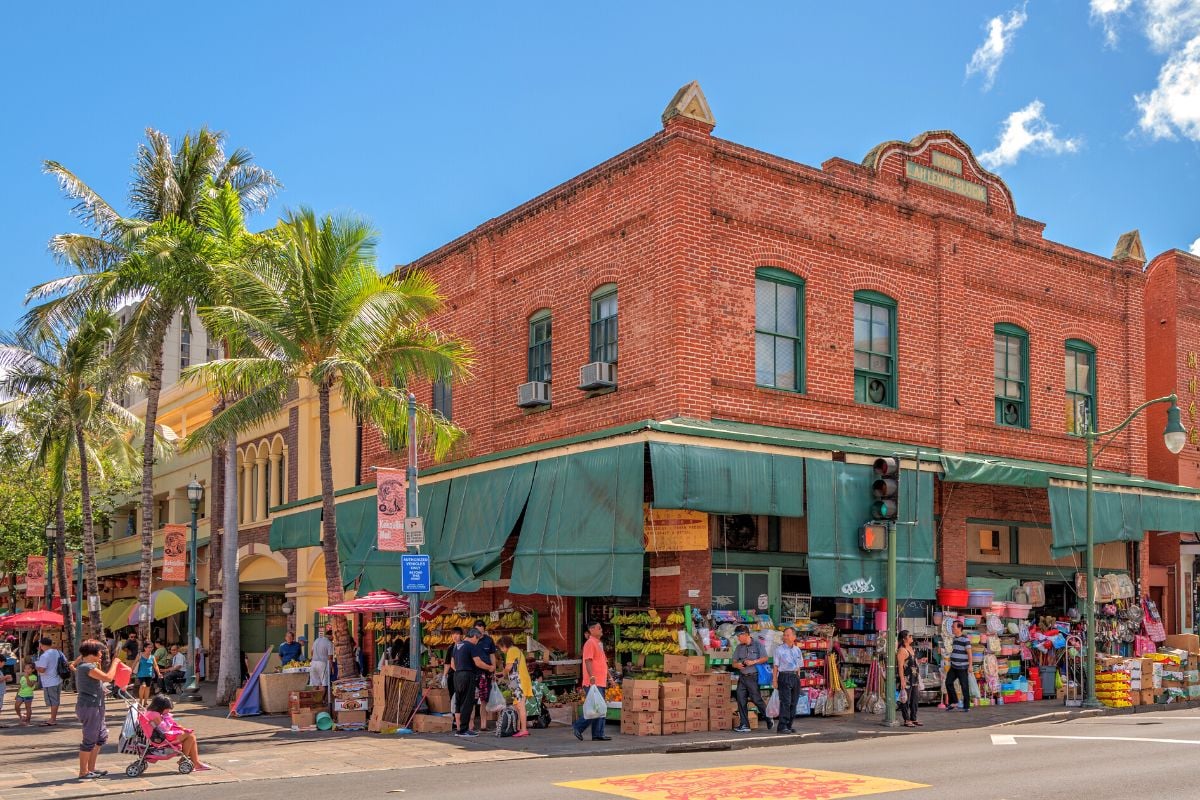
[406,392,421,673]
[1081,394,1186,708]
[184,479,203,696]
[44,521,56,612]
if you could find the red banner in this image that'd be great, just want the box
[25,556,46,598]
[161,524,188,582]
[376,467,407,552]
[63,555,74,598]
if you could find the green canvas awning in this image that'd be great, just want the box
[940,453,1200,493]
[804,460,936,599]
[269,508,322,551]
[1049,486,1200,557]
[510,444,645,597]
[649,442,805,516]
[431,462,536,591]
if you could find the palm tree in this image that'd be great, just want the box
[25,129,278,644]
[186,208,472,677]
[0,309,144,642]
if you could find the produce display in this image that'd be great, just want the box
[612,608,685,657]
[360,610,535,651]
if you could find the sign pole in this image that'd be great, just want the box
[406,392,421,672]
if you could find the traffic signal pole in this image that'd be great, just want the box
[880,449,920,728]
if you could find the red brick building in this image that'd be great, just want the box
[337,82,1198,649]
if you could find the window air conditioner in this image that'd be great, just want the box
[578,361,617,391]
[517,381,552,408]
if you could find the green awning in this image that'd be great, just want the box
[804,460,936,599]
[269,508,322,551]
[432,462,536,591]
[1049,487,1200,557]
[940,452,1200,493]
[649,442,805,516]
[510,444,645,596]
[652,418,942,460]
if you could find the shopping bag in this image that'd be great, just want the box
[765,691,780,719]
[582,685,608,719]
[486,682,507,713]
[756,663,773,685]
[795,692,811,716]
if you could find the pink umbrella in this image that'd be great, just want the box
[0,609,64,629]
[319,591,444,621]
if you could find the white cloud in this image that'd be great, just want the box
[1090,0,1134,45]
[966,6,1028,90]
[979,101,1083,169]
[1136,34,1200,138]
[1144,0,1200,51]
[1190,236,1200,255]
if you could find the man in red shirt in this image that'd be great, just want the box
[573,621,611,741]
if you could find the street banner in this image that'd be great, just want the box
[63,555,74,597]
[161,524,188,582]
[643,506,709,551]
[25,555,46,598]
[376,467,408,552]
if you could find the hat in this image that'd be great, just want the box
[297,635,308,642]
[734,625,750,636]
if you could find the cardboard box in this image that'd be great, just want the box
[335,710,367,729]
[381,665,419,682]
[622,710,662,724]
[661,697,686,711]
[1165,634,1200,652]
[411,713,454,733]
[709,711,732,731]
[555,664,582,677]
[623,679,662,698]
[663,655,707,675]
[290,709,316,728]
[289,689,327,708]
[334,697,370,712]
[621,711,661,736]
[425,688,452,713]
[730,709,759,728]
[686,707,708,722]
[662,709,687,724]
[625,697,659,713]
[1140,689,1157,706]
[685,718,708,733]
[661,682,686,699]
[661,721,686,735]
[687,684,712,700]
[686,698,708,711]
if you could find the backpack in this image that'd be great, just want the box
[495,706,519,738]
[56,651,70,681]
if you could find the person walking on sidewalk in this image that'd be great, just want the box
[573,621,611,742]
[944,619,972,712]
[772,627,803,734]
[472,618,497,732]
[34,637,64,726]
[731,625,771,732]
[897,630,923,727]
[453,628,494,737]
[135,643,161,703]
[309,629,333,688]
[73,640,119,780]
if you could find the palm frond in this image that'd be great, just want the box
[42,161,122,235]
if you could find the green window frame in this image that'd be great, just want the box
[432,380,452,421]
[590,284,618,364]
[527,310,552,383]
[994,323,1028,428]
[1065,339,1096,434]
[754,267,805,392]
[853,290,897,408]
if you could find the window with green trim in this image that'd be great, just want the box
[853,291,897,408]
[589,284,617,363]
[755,268,805,392]
[527,310,552,383]
[1065,339,1096,434]
[994,323,1028,428]
[432,380,452,421]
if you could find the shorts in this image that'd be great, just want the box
[138,677,155,688]
[77,705,109,751]
[43,684,61,707]
[17,695,33,706]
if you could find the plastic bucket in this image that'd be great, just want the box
[1040,667,1058,700]
[316,711,333,731]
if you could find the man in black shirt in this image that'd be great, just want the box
[452,629,494,737]
[472,619,497,732]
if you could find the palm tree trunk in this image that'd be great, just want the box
[216,431,242,705]
[138,320,169,645]
[54,496,74,658]
[76,425,102,641]
[318,382,354,678]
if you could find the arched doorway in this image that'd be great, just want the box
[237,545,288,654]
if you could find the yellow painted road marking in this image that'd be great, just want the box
[557,764,928,800]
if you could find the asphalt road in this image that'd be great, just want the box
[92,708,1200,799]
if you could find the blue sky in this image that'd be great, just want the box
[2,2,1199,330]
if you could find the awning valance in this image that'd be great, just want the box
[804,460,936,599]
[510,444,645,597]
[269,508,322,551]
[336,480,452,594]
[649,442,805,516]
[940,453,1200,494]
[1049,486,1200,557]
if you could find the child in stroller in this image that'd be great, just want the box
[119,694,209,776]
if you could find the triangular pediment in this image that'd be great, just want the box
[662,81,715,128]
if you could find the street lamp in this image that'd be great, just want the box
[1081,394,1186,708]
[184,478,203,697]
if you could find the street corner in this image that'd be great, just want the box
[556,764,928,800]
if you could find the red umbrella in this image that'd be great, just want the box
[0,610,64,630]
[318,591,444,621]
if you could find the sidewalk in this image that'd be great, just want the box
[4,685,1197,800]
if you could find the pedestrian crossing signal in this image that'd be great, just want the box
[861,522,889,552]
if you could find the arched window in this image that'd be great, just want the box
[589,284,618,364]
[528,309,552,383]
[754,268,805,392]
[853,290,897,408]
[994,323,1029,428]
[1065,339,1096,434]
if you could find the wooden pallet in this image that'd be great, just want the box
[368,672,423,732]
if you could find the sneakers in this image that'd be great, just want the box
[733,725,752,733]
[454,730,478,737]
[764,718,774,730]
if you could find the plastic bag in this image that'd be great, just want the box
[486,682,506,713]
[795,692,811,716]
[582,684,607,719]
[756,663,773,686]
[765,690,780,719]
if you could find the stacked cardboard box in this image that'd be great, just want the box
[708,673,732,731]
[288,688,327,728]
[621,679,663,736]
[331,677,371,730]
[660,680,686,734]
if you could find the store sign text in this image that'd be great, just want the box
[905,160,987,202]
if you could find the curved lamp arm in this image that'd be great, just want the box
[1090,394,1178,461]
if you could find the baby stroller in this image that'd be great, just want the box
[117,692,193,776]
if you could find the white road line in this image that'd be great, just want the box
[991,733,1200,746]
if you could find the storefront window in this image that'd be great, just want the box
[709,515,806,553]
[711,569,769,612]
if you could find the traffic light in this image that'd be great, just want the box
[871,457,900,520]
[860,521,889,552]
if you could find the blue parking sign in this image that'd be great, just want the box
[401,554,431,593]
